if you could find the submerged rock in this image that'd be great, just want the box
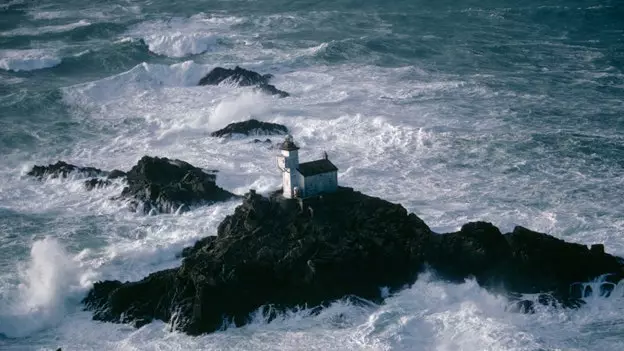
[119,156,237,214]
[84,178,111,190]
[82,188,624,335]
[211,119,288,138]
[198,66,289,97]
[255,83,289,98]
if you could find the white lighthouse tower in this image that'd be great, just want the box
[277,135,300,198]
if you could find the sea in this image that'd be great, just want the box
[1,0,623,350]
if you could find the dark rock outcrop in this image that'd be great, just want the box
[198,66,289,97]
[118,156,237,214]
[84,188,432,334]
[211,119,288,138]
[199,66,272,86]
[27,161,107,180]
[27,161,126,191]
[27,157,236,214]
[82,188,624,335]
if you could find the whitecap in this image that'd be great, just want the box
[0,49,61,72]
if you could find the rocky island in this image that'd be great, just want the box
[210,119,288,138]
[26,156,237,214]
[80,136,624,335]
[198,66,290,98]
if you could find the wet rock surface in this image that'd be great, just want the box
[211,119,288,138]
[119,156,237,214]
[82,188,624,335]
[27,161,108,180]
[198,66,289,97]
[26,156,236,214]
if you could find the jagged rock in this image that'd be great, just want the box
[27,161,126,191]
[119,156,237,214]
[82,187,624,335]
[27,161,106,180]
[211,119,288,138]
[199,66,272,86]
[108,169,126,179]
[198,66,289,97]
[255,84,289,98]
[84,178,111,190]
[27,157,234,214]
[428,221,512,284]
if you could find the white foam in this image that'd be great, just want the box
[17,272,624,351]
[0,49,61,72]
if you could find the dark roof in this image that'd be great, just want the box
[297,159,338,176]
[279,139,299,151]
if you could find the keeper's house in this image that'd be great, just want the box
[276,135,338,199]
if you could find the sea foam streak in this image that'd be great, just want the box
[0,20,91,37]
[0,49,61,72]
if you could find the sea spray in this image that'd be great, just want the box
[209,91,271,130]
[0,237,84,338]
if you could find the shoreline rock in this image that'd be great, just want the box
[82,187,624,335]
[27,161,110,180]
[119,156,237,214]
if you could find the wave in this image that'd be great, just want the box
[126,15,243,58]
[49,38,152,76]
[62,61,212,106]
[0,49,61,72]
[142,32,219,58]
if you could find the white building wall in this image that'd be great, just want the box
[300,171,337,198]
[280,149,299,198]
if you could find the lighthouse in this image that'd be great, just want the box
[277,135,338,199]
[277,135,300,198]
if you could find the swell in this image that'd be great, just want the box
[0,89,80,159]
[52,38,156,77]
